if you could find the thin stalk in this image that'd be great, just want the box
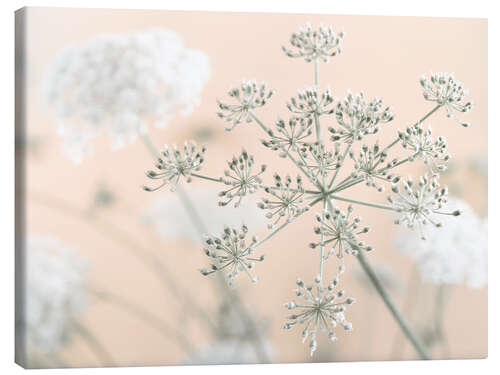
[140,133,271,363]
[328,143,352,189]
[92,288,195,353]
[325,199,431,360]
[249,111,271,133]
[72,320,116,366]
[329,194,395,211]
[356,252,431,360]
[191,173,222,183]
[29,190,218,332]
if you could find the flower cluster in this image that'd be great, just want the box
[420,72,473,127]
[200,225,264,285]
[24,235,88,354]
[43,29,210,163]
[310,205,372,259]
[388,175,460,239]
[283,266,354,356]
[329,92,394,143]
[398,123,449,174]
[282,23,344,62]
[144,141,207,192]
[349,143,400,192]
[143,23,473,357]
[217,80,274,131]
[287,87,335,120]
[259,174,308,229]
[219,150,266,207]
[395,198,487,288]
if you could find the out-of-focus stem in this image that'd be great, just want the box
[72,320,116,366]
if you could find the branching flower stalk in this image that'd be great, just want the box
[143,23,473,358]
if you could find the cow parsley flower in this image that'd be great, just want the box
[394,198,487,288]
[349,143,400,192]
[287,87,335,120]
[219,150,267,207]
[398,123,450,174]
[388,174,460,239]
[300,141,342,182]
[24,235,88,355]
[144,141,207,192]
[200,225,264,284]
[143,187,265,243]
[329,92,394,143]
[43,28,210,163]
[420,72,473,127]
[310,205,372,259]
[217,80,274,131]
[261,118,313,157]
[282,23,344,63]
[283,267,354,356]
[259,174,308,229]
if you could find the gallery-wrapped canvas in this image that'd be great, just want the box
[15,7,487,368]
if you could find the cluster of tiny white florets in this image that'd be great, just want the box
[144,141,207,192]
[398,123,450,174]
[258,174,308,229]
[24,235,88,355]
[217,80,274,130]
[283,265,354,356]
[310,205,372,259]
[200,225,264,285]
[44,28,210,163]
[282,23,344,62]
[420,72,473,127]
[143,23,473,356]
[395,197,487,288]
[388,174,459,240]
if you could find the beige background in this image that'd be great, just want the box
[22,7,487,366]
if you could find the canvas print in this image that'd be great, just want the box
[15,7,488,368]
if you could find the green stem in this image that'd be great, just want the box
[329,193,395,211]
[191,173,222,183]
[325,199,431,360]
[357,252,431,360]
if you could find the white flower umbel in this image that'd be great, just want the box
[43,29,210,163]
[217,80,274,131]
[283,266,354,356]
[420,72,473,127]
[200,225,264,285]
[143,23,473,359]
[388,174,460,239]
[24,235,88,354]
[282,23,344,62]
[395,198,487,288]
[144,141,206,192]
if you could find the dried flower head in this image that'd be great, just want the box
[388,174,460,239]
[300,141,342,182]
[259,174,308,229]
[200,225,264,284]
[329,92,394,143]
[420,72,473,127]
[349,143,400,192]
[287,87,335,120]
[219,150,266,207]
[282,23,344,63]
[261,118,313,157]
[283,266,354,356]
[144,141,207,192]
[311,205,372,259]
[398,123,450,174]
[217,80,274,131]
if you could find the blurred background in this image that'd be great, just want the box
[16,7,487,367]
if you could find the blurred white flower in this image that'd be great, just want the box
[142,187,266,243]
[182,339,273,365]
[43,28,211,163]
[24,235,88,354]
[394,198,487,288]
